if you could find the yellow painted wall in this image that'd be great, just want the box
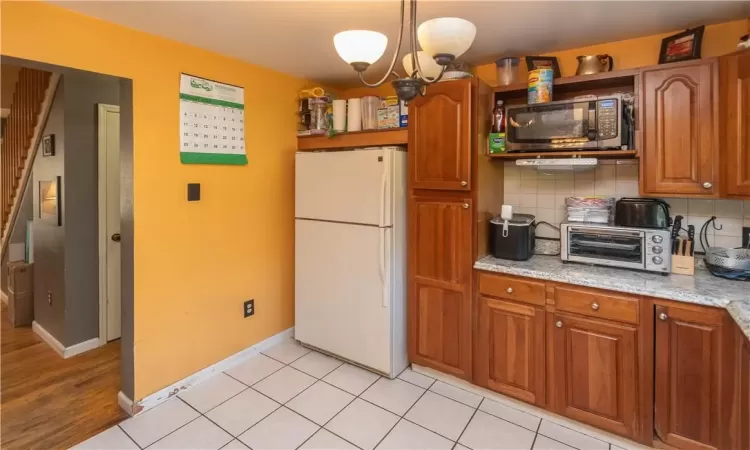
[474,19,748,87]
[1,2,311,399]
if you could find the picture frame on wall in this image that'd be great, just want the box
[42,134,55,157]
[525,56,561,78]
[659,26,705,64]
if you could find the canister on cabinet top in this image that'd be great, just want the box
[528,68,553,104]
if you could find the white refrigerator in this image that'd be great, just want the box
[295,147,408,378]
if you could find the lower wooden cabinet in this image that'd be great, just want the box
[475,296,545,406]
[737,336,750,450]
[654,303,724,450]
[551,312,640,439]
[408,196,473,379]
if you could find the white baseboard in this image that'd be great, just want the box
[32,321,100,359]
[118,391,135,416]
[411,364,649,450]
[131,327,295,416]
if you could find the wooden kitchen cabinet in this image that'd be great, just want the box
[640,59,719,197]
[654,303,724,450]
[722,49,750,198]
[551,311,640,440]
[475,296,545,406]
[407,196,473,379]
[408,79,471,191]
[739,337,750,450]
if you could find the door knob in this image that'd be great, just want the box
[460,181,468,187]
[703,182,712,189]
[591,302,600,311]
[111,233,121,242]
[658,312,668,321]
[506,287,513,294]
[555,321,563,328]
[462,203,469,209]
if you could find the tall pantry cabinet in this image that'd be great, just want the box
[407,78,493,380]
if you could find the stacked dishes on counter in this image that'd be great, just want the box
[566,197,615,223]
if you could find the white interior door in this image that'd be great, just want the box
[295,219,391,373]
[99,104,121,342]
[295,148,391,226]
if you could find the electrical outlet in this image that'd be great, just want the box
[243,299,255,318]
[47,291,52,305]
[743,227,750,249]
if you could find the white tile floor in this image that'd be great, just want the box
[73,338,647,450]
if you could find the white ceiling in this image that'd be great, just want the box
[54,1,749,86]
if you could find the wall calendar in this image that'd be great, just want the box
[179,74,247,165]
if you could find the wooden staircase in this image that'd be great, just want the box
[1,68,54,245]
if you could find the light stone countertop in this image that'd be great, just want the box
[474,255,750,339]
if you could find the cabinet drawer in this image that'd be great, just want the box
[553,285,638,324]
[478,273,545,306]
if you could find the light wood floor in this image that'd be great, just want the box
[0,303,126,449]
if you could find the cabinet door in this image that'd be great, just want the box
[641,59,719,196]
[408,196,473,378]
[723,50,750,197]
[654,304,723,450]
[551,312,639,439]
[408,80,471,191]
[738,337,750,450]
[476,296,545,406]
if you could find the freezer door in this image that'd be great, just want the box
[295,219,392,374]
[296,148,392,226]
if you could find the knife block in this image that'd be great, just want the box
[671,254,695,275]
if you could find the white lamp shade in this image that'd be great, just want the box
[417,17,476,59]
[402,52,442,79]
[334,30,388,65]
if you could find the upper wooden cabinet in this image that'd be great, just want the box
[722,50,750,198]
[654,303,724,450]
[640,59,719,197]
[475,296,545,406]
[408,80,471,191]
[551,311,640,440]
[408,196,473,379]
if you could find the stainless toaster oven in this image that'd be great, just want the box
[560,222,671,274]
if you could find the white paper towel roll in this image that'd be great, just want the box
[332,100,347,132]
[347,98,362,132]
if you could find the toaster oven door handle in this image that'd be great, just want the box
[568,227,642,238]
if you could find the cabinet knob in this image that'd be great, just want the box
[460,181,468,187]
[506,287,513,294]
[658,312,668,321]
[591,302,600,311]
[462,203,469,209]
[703,182,713,189]
[555,321,563,328]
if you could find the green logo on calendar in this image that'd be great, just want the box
[190,78,213,92]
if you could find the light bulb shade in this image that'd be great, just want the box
[417,17,476,60]
[333,30,388,65]
[402,52,442,79]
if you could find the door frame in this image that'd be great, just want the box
[98,103,120,346]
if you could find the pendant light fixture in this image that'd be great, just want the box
[333,0,476,103]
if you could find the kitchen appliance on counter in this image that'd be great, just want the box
[575,54,614,75]
[505,93,633,152]
[614,197,671,229]
[295,147,408,378]
[489,213,536,261]
[560,222,671,274]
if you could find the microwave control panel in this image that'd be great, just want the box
[597,99,619,140]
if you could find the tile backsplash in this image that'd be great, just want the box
[503,160,750,251]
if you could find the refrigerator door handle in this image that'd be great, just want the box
[380,227,389,308]
[378,150,390,228]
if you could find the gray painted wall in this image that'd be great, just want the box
[63,73,119,346]
[32,79,66,342]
